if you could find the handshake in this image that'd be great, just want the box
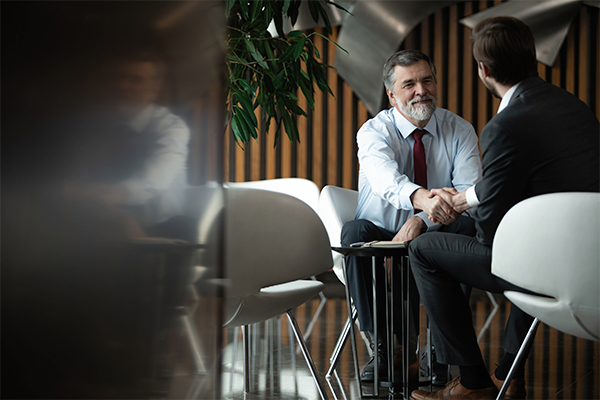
[413,187,471,225]
[394,186,472,242]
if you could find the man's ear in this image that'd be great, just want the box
[479,61,491,78]
[386,88,396,107]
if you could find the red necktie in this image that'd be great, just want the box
[413,129,427,189]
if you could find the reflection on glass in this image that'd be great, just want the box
[3,2,225,398]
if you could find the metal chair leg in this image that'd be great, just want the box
[478,291,500,343]
[326,306,358,377]
[302,276,328,344]
[181,314,206,374]
[230,326,238,396]
[286,309,330,400]
[242,324,251,394]
[342,259,363,397]
[288,318,299,393]
[496,318,540,400]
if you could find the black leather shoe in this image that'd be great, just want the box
[361,343,388,382]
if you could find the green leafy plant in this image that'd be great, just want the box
[226,0,347,146]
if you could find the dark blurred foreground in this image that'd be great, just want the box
[3,2,226,398]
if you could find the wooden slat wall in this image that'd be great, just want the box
[190,2,599,188]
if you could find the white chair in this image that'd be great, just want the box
[224,178,327,341]
[225,178,320,212]
[223,186,332,399]
[318,185,374,377]
[491,192,600,400]
[318,185,359,285]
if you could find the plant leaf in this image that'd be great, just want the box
[238,106,258,139]
[245,39,269,69]
[318,2,332,34]
[235,91,258,124]
[287,0,301,26]
[307,0,320,25]
[250,0,262,20]
[309,31,349,55]
[237,78,254,95]
[239,0,249,19]
[291,36,306,61]
[231,111,249,144]
[282,0,291,14]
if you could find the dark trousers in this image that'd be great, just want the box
[408,232,535,366]
[340,216,477,336]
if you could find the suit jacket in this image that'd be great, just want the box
[473,76,600,246]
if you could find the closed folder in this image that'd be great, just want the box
[350,240,408,248]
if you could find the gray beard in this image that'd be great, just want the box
[399,95,438,121]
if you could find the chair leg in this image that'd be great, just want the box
[326,306,358,377]
[496,317,540,400]
[181,314,206,374]
[288,319,299,393]
[286,309,330,400]
[478,291,500,343]
[302,277,328,344]
[242,324,251,394]
[230,326,238,396]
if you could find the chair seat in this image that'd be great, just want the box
[505,290,599,341]
[224,280,325,328]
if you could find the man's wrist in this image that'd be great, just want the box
[410,188,429,211]
[414,214,429,232]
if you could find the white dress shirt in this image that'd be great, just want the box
[120,104,190,227]
[355,106,482,233]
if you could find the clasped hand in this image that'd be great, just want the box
[427,187,470,224]
[411,188,460,225]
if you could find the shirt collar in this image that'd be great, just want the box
[392,106,438,139]
[498,82,520,114]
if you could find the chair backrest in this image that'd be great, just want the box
[318,185,359,284]
[224,178,320,212]
[225,186,333,298]
[491,192,600,341]
[184,182,224,244]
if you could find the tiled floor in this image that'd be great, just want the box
[213,271,599,400]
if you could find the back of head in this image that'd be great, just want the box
[472,16,538,85]
[382,49,437,92]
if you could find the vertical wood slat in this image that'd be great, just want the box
[327,29,340,187]
[447,4,459,115]
[434,11,445,109]
[578,6,589,106]
[215,3,598,190]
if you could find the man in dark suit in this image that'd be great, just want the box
[408,16,599,400]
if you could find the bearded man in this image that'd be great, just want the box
[340,49,482,382]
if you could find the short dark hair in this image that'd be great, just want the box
[383,50,437,91]
[471,16,538,85]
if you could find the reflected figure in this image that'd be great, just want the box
[66,49,193,240]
